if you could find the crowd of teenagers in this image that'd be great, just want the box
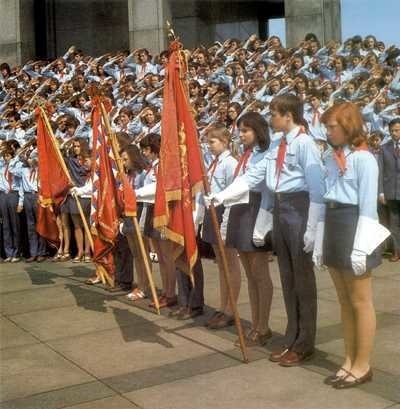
[1,32,400,389]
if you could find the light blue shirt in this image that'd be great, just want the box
[8,158,38,193]
[0,158,24,205]
[322,147,379,220]
[304,106,327,141]
[236,145,274,211]
[243,126,325,203]
[208,150,238,194]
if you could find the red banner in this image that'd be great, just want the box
[35,107,71,247]
[154,41,204,273]
[90,98,120,277]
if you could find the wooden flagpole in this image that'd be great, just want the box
[99,101,161,315]
[166,22,249,363]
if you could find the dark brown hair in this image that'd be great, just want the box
[237,112,270,152]
[270,94,304,126]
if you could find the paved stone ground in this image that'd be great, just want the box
[0,257,399,409]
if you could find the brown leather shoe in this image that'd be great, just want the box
[36,256,47,263]
[26,256,36,263]
[269,347,290,362]
[279,350,314,367]
[333,369,373,389]
[208,313,234,330]
[204,311,223,327]
[389,253,400,262]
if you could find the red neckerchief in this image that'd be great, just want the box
[312,110,320,126]
[5,163,12,190]
[145,160,158,177]
[234,148,252,178]
[333,142,369,176]
[275,127,304,189]
[207,156,219,180]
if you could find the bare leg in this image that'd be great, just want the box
[212,245,241,315]
[248,252,273,335]
[71,215,84,257]
[344,272,376,378]
[238,252,258,331]
[329,268,356,376]
[61,213,71,255]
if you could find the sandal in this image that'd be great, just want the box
[149,294,165,308]
[84,256,92,263]
[127,289,146,301]
[52,253,63,262]
[85,276,102,285]
[72,256,84,263]
[59,253,71,261]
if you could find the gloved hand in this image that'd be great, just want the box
[203,193,223,208]
[351,249,367,276]
[70,186,79,196]
[312,221,325,271]
[303,202,325,253]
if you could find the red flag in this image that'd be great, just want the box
[35,107,72,246]
[154,40,204,274]
[90,97,132,278]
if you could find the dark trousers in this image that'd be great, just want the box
[24,192,47,257]
[114,233,133,288]
[273,192,317,354]
[176,257,204,310]
[387,200,400,253]
[1,191,21,258]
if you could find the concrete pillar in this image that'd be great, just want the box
[285,0,341,47]
[128,0,172,54]
[0,0,35,66]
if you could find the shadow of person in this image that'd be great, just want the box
[69,266,96,279]
[64,283,111,313]
[25,265,59,285]
[110,306,173,348]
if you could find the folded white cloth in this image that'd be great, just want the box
[351,215,391,275]
[252,208,273,247]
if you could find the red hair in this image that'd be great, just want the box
[320,102,367,147]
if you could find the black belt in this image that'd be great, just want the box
[275,191,309,202]
[326,201,357,209]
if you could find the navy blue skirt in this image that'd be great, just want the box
[323,205,381,274]
[226,191,272,252]
[202,206,224,245]
[60,195,90,218]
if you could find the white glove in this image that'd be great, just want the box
[119,222,124,235]
[70,186,79,196]
[312,221,325,271]
[303,202,325,253]
[351,249,367,275]
[203,193,222,209]
[135,183,156,203]
[204,177,250,210]
[252,208,273,247]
